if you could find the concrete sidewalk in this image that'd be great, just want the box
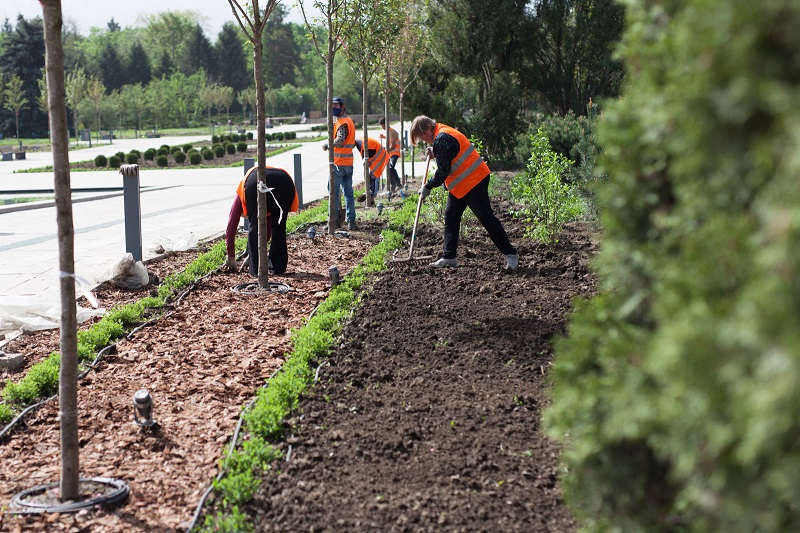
[0,121,414,307]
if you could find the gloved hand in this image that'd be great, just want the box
[322,142,329,151]
[425,146,434,160]
[418,184,431,201]
[224,256,237,272]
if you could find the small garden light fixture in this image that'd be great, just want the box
[376,203,384,215]
[133,389,156,427]
[307,226,316,240]
[328,266,340,287]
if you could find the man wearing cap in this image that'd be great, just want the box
[322,96,358,230]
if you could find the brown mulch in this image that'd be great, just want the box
[0,184,598,532]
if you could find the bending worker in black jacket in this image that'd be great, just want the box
[410,115,519,271]
[224,165,299,276]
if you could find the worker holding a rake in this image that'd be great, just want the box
[410,115,519,271]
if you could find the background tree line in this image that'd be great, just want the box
[0,1,625,162]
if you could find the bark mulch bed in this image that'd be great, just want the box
[0,189,598,532]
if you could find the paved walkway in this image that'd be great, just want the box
[0,122,418,312]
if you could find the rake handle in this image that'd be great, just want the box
[408,154,432,260]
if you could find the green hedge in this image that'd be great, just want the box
[544,1,800,532]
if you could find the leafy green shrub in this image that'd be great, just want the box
[226,143,236,155]
[157,147,169,157]
[94,154,107,167]
[170,146,183,156]
[126,152,139,164]
[231,133,240,142]
[189,151,202,165]
[182,143,193,153]
[236,141,247,152]
[202,148,215,161]
[109,155,121,168]
[156,154,168,167]
[212,135,219,144]
[130,149,141,157]
[545,1,800,532]
[173,151,186,164]
[0,403,12,425]
[246,132,253,140]
[214,145,225,158]
[510,128,582,244]
[159,144,170,152]
[144,148,157,160]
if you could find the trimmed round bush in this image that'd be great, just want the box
[189,151,202,165]
[156,154,168,167]
[130,149,141,157]
[114,151,125,161]
[223,135,232,142]
[202,148,214,161]
[144,148,156,160]
[182,143,193,153]
[170,146,183,155]
[173,151,186,164]
[211,135,219,144]
[231,133,240,142]
[246,132,253,140]
[226,142,236,155]
[159,144,170,152]
[236,141,247,152]
[214,145,225,158]
[109,155,121,168]
[125,152,139,164]
[94,154,108,167]
[157,147,169,156]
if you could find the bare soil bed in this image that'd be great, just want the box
[0,187,597,532]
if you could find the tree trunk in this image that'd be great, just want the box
[253,20,270,288]
[326,43,336,235]
[41,0,80,502]
[362,76,372,208]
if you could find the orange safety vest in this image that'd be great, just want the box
[386,126,401,157]
[333,115,356,167]
[363,137,389,177]
[236,166,300,217]
[435,124,489,199]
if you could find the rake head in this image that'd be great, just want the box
[387,255,434,268]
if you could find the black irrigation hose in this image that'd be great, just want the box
[0,269,215,441]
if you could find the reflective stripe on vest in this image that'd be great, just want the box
[436,124,489,199]
[334,116,356,167]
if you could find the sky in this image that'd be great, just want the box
[1,1,317,38]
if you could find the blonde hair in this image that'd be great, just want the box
[410,115,436,146]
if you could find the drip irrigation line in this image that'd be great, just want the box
[0,267,215,441]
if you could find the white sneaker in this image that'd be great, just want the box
[505,253,519,271]
[430,258,458,268]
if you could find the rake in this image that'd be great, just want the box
[389,154,435,268]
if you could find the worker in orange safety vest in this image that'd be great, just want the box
[321,96,358,230]
[355,136,389,199]
[379,116,403,194]
[410,115,519,271]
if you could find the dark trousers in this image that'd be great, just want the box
[388,155,402,190]
[246,169,296,275]
[442,175,516,259]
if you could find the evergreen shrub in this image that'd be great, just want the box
[214,145,225,158]
[126,153,139,164]
[189,152,202,165]
[114,151,125,161]
[156,155,168,167]
[94,154,107,167]
[144,148,156,160]
[173,151,186,164]
[231,133,240,142]
[202,148,214,161]
[247,132,253,140]
[544,1,800,532]
[226,143,236,155]
[236,141,247,152]
[157,147,168,157]
[108,155,121,168]
[183,144,193,153]
[212,135,219,144]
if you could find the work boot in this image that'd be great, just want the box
[504,253,519,271]
[347,220,358,230]
[430,257,458,268]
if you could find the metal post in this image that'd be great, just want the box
[243,158,254,232]
[119,164,142,261]
[294,153,303,209]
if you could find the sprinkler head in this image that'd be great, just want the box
[376,203,384,215]
[328,266,340,287]
[133,389,155,427]
[307,226,316,240]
